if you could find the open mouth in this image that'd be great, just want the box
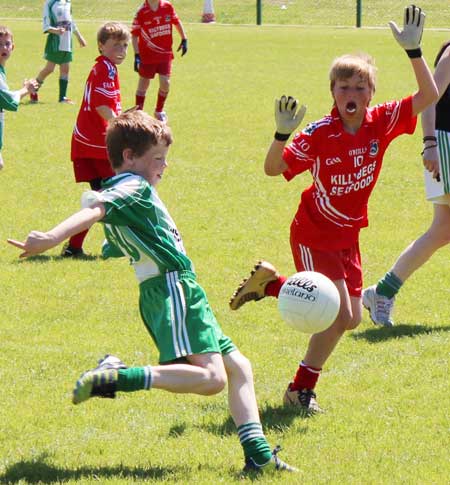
[346,101,357,114]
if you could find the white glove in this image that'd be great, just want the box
[274,96,306,138]
[389,5,425,51]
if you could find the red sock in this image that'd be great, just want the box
[155,89,168,112]
[265,275,287,297]
[291,362,322,391]
[68,229,88,250]
[136,94,146,110]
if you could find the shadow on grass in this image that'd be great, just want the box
[0,454,186,484]
[352,323,450,342]
[202,402,311,436]
[11,254,101,263]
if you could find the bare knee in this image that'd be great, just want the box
[345,314,362,330]
[159,76,170,93]
[202,368,227,395]
[433,228,450,246]
[334,309,362,332]
[227,352,253,380]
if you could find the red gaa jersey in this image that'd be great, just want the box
[71,56,121,161]
[131,0,180,64]
[283,96,416,251]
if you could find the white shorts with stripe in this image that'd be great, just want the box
[424,129,450,205]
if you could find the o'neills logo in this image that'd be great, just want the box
[281,277,318,301]
[286,277,317,292]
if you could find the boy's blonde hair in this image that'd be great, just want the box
[97,22,130,48]
[329,53,377,93]
[106,111,173,169]
[0,25,13,41]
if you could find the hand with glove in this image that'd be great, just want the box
[389,4,425,58]
[177,39,188,57]
[134,53,141,73]
[274,95,307,141]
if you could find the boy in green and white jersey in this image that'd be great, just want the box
[31,0,86,104]
[8,110,298,475]
[0,25,38,170]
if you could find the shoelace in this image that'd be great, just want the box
[298,388,316,407]
[272,446,295,471]
[375,296,394,320]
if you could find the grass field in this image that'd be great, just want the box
[0,7,449,485]
[1,0,450,28]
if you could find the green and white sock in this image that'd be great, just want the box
[237,422,272,466]
[117,366,152,392]
[376,271,403,299]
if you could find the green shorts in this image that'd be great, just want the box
[44,50,72,64]
[44,34,72,64]
[139,270,236,364]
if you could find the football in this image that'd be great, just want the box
[278,271,340,334]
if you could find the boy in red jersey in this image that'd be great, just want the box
[63,22,130,257]
[131,0,188,122]
[229,5,438,413]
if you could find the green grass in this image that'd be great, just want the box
[0,0,450,28]
[0,17,449,485]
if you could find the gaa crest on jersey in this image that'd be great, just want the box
[107,64,116,80]
[303,122,318,136]
[369,140,379,157]
[165,15,171,22]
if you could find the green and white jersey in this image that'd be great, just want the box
[82,172,195,282]
[0,65,20,151]
[43,0,77,53]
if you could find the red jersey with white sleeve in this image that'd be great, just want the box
[283,96,416,251]
[131,0,180,64]
[71,56,121,161]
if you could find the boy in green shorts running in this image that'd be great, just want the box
[8,110,297,475]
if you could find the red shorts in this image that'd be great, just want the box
[72,158,114,183]
[138,60,172,79]
[290,236,363,297]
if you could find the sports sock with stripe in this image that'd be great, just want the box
[237,422,272,466]
[376,271,403,299]
[117,366,152,392]
[291,361,321,391]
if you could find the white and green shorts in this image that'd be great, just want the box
[139,270,236,364]
[424,129,450,204]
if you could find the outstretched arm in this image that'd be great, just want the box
[8,204,105,258]
[264,96,306,176]
[388,5,438,116]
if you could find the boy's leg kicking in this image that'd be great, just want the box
[72,272,297,473]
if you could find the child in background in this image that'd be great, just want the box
[132,0,188,122]
[8,110,297,475]
[0,25,38,170]
[62,22,130,257]
[31,0,86,104]
[363,41,450,326]
[229,5,438,413]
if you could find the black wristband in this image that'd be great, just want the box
[274,131,290,141]
[423,136,437,143]
[405,48,422,58]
